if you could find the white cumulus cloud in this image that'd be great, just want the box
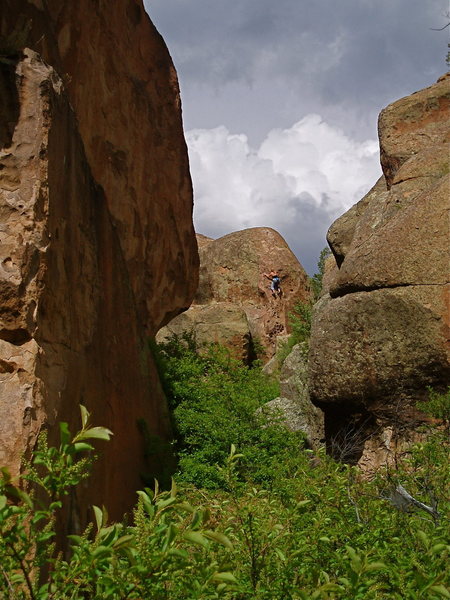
[186,114,381,273]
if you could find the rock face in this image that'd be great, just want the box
[158,228,311,361]
[0,2,198,522]
[158,302,252,363]
[260,344,324,449]
[309,74,450,465]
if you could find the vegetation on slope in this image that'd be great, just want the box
[0,362,448,598]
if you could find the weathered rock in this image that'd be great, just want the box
[156,302,252,363]
[1,0,198,333]
[0,1,197,523]
[196,233,214,251]
[260,344,324,448]
[262,334,291,375]
[309,75,450,466]
[379,72,450,188]
[0,49,176,521]
[311,288,448,407]
[326,176,389,270]
[328,171,448,295]
[171,227,311,360]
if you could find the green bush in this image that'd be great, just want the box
[182,438,449,599]
[1,406,448,599]
[153,334,305,489]
[310,247,332,301]
[417,387,450,428]
[277,247,331,366]
[0,407,237,600]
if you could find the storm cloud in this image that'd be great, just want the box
[146,0,448,272]
[187,116,380,273]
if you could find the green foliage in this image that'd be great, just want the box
[276,301,311,366]
[183,436,449,599]
[417,387,450,428]
[0,407,237,599]
[153,334,305,490]
[277,247,331,366]
[0,406,113,599]
[310,246,332,301]
[289,300,312,344]
[0,405,448,599]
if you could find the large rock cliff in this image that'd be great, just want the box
[309,74,450,466]
[0,2,198,520]
[158,228,311,362]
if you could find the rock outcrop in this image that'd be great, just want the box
[158,228,311,362]
[260,344,324,448]
[309,74,450,466]
[0,2,198,521]
[158,302,252,362]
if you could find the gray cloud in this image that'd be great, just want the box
[186,118,380,274]
[145,0,448,271]
[148,0,448,141]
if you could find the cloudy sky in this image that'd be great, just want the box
[146,0,448,273]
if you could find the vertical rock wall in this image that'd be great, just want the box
[0,2,198,521]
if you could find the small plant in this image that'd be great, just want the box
[276,247,331,367]
[0,407,238,599]
[310,246,332,301]
[0,405,113,599]
[417,387,450,429]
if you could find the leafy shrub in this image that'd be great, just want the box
[183,438,449,600]
[0,407,237,599]
[277,247,330,366]
[310,246,332,301]
[153,335,305,489]
[1,406,448,599]
[417,387,450,428]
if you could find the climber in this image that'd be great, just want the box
[263,270,282,298]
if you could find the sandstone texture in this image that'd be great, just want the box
[1,0,198,333]
[0,2,197,522]
[260,344,324,449]
[309,74,450,465]
[157,302,252,363]
[158,228,311,361]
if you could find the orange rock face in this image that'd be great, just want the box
[159,228,311,361]
[308,75,450,465]
[0,2,198,521]
[1,0,198,333]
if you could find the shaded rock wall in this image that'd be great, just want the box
[0,2,198,521]
[1,0,198,333]
[309,74,450,466]
[158,228,311,362]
